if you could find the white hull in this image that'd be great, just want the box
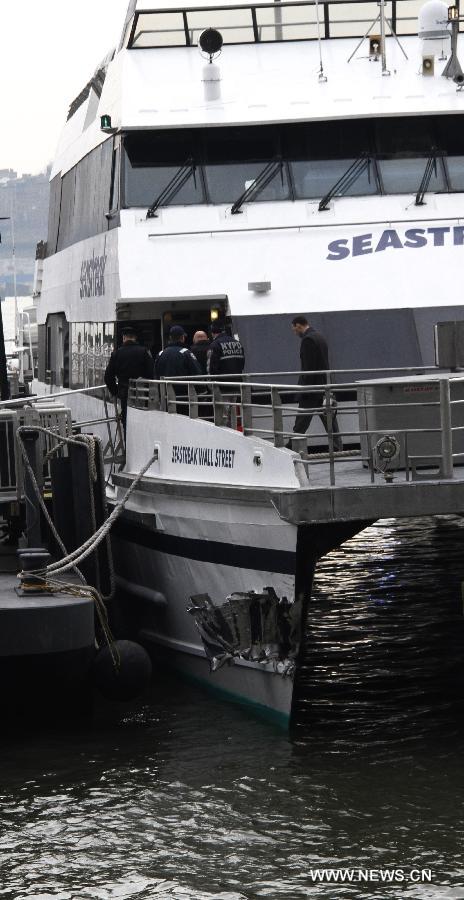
[110,483,299,725]
[105,404,304,725]
[145,642,295,728]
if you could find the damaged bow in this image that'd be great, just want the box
[187,586,300,675]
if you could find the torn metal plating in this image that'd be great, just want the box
[187,586,301,675]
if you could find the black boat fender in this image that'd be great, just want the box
[92,639,152,701]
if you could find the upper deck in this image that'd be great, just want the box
[52,0,464,180]
[123,0,455,47]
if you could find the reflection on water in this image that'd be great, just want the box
[1,516,464,899]
[295,516,464,744]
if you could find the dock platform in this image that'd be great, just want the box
[0,546,95,720]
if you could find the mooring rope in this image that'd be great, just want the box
[16,425,158,668]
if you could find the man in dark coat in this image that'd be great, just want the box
[289,315,343,451]
[190,331,210,375]
[155,325,202,414]
[104,326,155,435]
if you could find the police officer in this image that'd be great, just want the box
[155,325,201,413]
[207,321,245,379]
[207,321,245,425]
[104,326,155,435]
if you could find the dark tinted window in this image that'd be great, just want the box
[282,119,371,159]
[373,116,437,155]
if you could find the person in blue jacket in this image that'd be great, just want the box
[155,325,201,414]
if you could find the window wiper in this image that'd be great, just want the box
[415,148,440,206]
[318,154,371,211]
[231,157,284,215]
[146,158,196,218]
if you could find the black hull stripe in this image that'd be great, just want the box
[112,520,296,575]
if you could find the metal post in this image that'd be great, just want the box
[22,430,42,547]
[0,296,10,401]
[271,387,284,447]
[439,378,454,478]
[188,382,198,418]
[212,384,224,426]
[379,0,390,75]
[325,387,336,486]
[240,383,253,435]
[159,380,168,412]
[166,382,177,414]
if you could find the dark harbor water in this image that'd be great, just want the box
[2,516,464,899]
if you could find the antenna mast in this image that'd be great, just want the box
[315,0,327,81]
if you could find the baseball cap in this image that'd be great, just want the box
[211,321,225,334]
[169,325,187,339]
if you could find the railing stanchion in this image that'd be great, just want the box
[166,382,177,415]
[439,378,453,478]
[271,387,284,447]
[212,384,224,427]
[325,386,336,485]
[188,383,198,419]
[240,383,253,435]
[159,379,168,412]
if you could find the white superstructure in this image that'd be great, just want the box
[35,0,464,387]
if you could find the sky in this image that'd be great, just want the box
[0,0,130,175]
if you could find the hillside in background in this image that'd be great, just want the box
[0,168,50,297]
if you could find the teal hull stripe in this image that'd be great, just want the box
[161,661,291,730]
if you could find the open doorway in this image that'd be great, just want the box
[116,298,228,359]
[115,319,162,361]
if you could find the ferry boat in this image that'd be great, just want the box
[31,0,464,724]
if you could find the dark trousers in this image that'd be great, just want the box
[117,386,128,438]
[293,391,343,451]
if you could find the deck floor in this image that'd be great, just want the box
[300,454,464,489]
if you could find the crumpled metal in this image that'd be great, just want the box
[187,587,300,674]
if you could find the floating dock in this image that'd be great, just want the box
[0,546,95,721]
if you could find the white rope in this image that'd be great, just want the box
[16,424,156,575]
[16,424,158,670]
[16,424,157,577]
[45,450,157,576]
[16,425,89,587]
[44,578,121,669]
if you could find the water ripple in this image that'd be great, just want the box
[1,516,464,898]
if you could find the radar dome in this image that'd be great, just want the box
[418,0,450,40]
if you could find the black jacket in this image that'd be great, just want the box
[104,341,155,396]
[155,342,202,379]
[299,327,330,387]
[190,340,210,375]
[207,332,245,377]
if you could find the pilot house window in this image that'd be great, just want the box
[119,115,464,210]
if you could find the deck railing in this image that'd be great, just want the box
[128,0,461,50]
[128,369,464,485]
[1,369,463,494]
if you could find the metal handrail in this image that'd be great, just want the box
[2,370,462,490]
[126,372,460,485]
[128,0,457,50]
